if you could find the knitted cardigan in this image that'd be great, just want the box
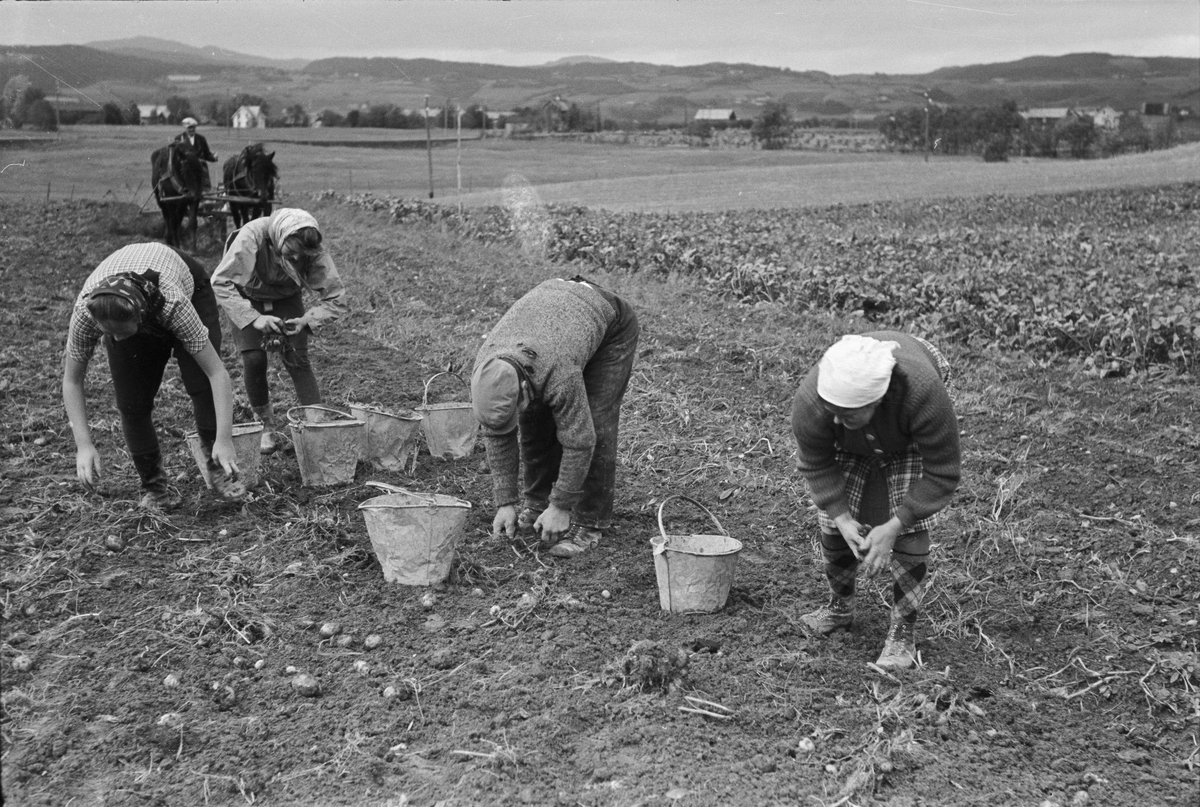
[791,331,961,528]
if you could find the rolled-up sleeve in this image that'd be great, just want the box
[210,229,264,330]
[300,250,347,329]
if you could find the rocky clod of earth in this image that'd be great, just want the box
[603,639,690,692]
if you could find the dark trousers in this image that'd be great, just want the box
[105,252,220,456]
[519,289,639,530]
[230,292,321,408]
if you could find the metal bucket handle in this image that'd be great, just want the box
[286,404,355,426]
[361,480,472,510]
[656,495,727,546]
[421,371,469,408]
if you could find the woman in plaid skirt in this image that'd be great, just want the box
[791,332,961,669]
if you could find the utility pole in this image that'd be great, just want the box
[456,106,463,214]
[425,95,434,199]
[923,90,931,163]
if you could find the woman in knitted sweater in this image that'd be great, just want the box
[471,277,639,559]
[791,332,961,669]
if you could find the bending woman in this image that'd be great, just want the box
[210,209,347,454]
[791,332,961,670]
[62,243,242,510]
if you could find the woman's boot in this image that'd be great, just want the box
[253,403,288,455]
[131,450,182,511]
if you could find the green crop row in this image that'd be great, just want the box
[320,184,1199,372]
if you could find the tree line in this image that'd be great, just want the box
[4,74,1189,160]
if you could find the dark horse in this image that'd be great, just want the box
[222,143,278,228]
[150,142,207,248]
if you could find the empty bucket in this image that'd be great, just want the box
[652,495,743,614]
[186,422,264,489]
[358,486,473,585]
[415,372,478,460]
[287,406,365,486]
[350,403,424,472]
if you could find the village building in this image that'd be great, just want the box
[231,105,267,129]
[694,109,738,122]
[136,104,170,124]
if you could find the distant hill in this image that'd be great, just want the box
[1,41,1194,125]
[543,55,619,67]
[86,36,307,72]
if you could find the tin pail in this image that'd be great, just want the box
[350,404,423,472]
[286,406,364,486]
[358,485,473,585]
[652,495,742,614]
[415,372,478,460]
[186,422,264,489]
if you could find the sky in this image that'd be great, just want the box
[1,0,1197,75]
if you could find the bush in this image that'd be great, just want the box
[982,136,1009,162]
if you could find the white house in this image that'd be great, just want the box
[1020,108,1072,126]
[136,104,170,124]
[694,109,737,122]
[1076,107,1121,130]
[232,105,267,129]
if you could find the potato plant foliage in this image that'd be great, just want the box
[331,184,1199,372]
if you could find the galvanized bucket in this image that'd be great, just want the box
[286,406,364,487]
[186,422,264,489]
[349,403,424,473]
[652,495,742,614]
[415,372,478,460]
[358,482,473,586]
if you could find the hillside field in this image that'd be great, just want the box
[0,132,1197,806]
[2,125,1200,213]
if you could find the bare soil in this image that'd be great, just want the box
[1,196,1197,807]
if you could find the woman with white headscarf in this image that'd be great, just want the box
[791,331,960,670]
[211,209,348,454]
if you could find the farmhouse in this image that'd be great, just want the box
[1076,106,1121,130]
[232,105,267,129]
[694,109,738,122]
[541,96,573,132]
[1020,107,1072,126]
[136,104,169,124]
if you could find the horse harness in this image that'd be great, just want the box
[155,143,198,201]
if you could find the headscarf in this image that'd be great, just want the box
[471,357,522,433]
[87,271,167,328]
[817,334,900,408]
[268,208,320,251]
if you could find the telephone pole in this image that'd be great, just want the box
[424,95,434,199]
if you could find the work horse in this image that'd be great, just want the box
[150,142,207,248]
[222,143,277,228]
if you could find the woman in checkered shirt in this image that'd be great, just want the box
[62,243,242,510]
[791,332,961,670]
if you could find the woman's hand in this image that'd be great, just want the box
[281,316,309,336]
[535,505,572,543]
[492,504,518,540]
[210,437,241,478]
[252,315,285,334]
[75,443,102,489]
[862,518,904,577]
[833,513,870,559]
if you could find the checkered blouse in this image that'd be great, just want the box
[66,243,211,363]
